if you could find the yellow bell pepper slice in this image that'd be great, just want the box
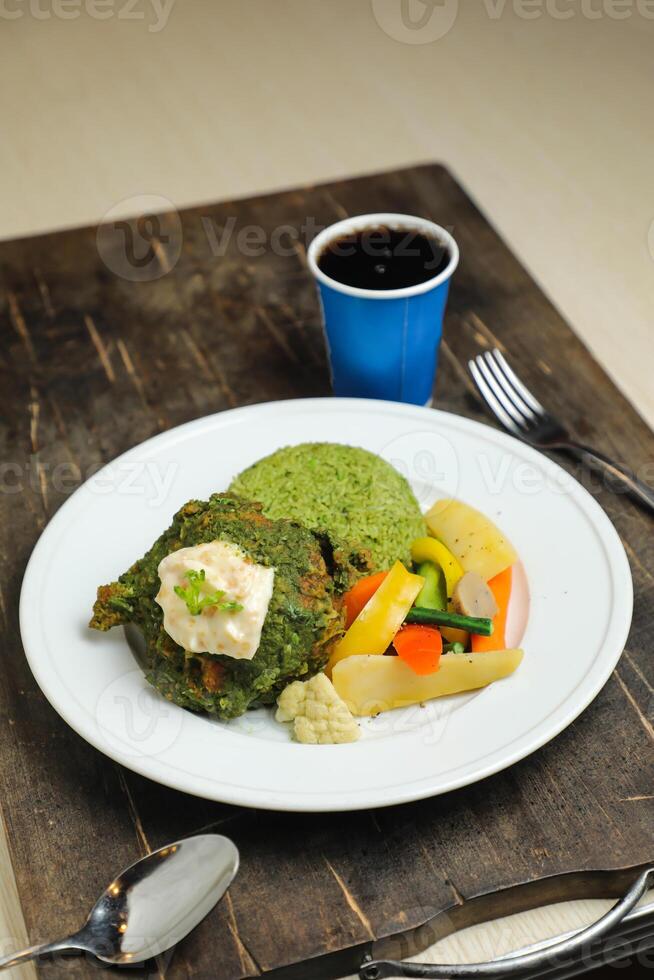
[410,537,464,597]
[327,561,424,676]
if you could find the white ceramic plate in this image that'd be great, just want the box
[20,398,632,812]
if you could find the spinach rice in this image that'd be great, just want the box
[229,443,425,569]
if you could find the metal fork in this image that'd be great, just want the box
[469,348,654,514]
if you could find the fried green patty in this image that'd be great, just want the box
[90,493,369,719]
[229,443,425,569]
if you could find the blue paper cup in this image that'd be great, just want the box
[308,213,459,405]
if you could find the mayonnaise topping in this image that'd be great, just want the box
[155,541,274,659]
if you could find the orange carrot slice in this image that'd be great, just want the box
[472,566,512,652]
[393,625,443,675]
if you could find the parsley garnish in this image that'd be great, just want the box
[174,569,243,616]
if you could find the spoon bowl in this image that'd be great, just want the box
[0,834,239,971]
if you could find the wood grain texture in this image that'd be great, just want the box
[0,165,652,980]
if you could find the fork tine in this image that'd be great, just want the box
[474,355,530,430]
[468,359,522,436]
[483,351,537,422]
[491,349,545,415]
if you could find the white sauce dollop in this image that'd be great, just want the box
[155,541,274,660]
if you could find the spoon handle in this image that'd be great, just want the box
[0,938,80,971]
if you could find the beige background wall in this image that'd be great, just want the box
[0,1,652,974]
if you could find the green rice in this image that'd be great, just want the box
[229,443,425,570]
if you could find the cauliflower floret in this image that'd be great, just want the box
[276,673,360,744]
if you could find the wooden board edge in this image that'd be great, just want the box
[0,802,36,979]
[0,162,454,250]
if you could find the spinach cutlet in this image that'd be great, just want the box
[90,493,369,719]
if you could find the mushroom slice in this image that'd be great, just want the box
[452,571,499,619]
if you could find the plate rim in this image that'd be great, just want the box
[19,397,634,811]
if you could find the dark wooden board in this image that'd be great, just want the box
[0,164,652,980]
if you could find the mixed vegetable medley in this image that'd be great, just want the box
[278,496,523,742]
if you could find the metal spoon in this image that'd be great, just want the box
[0,834,239,971]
